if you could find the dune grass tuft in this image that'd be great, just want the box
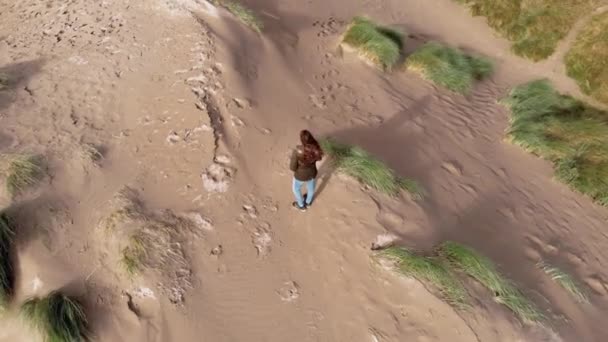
[21,291,89,342]
[454,0,597,60]
[212,0,263,33]
[0,73,9,90]
[381,246,468,307]
[0,154,43,196]
[321,138,424,198]
[438,241,542,322]
[342,17,404,70]
[565,11,608,105]
[120,235,146,276]
[538,261,588,303]
[502,79,608,206]
[405,42,493,93]
[0,213,15,310]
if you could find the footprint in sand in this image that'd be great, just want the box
[277,281,300,302]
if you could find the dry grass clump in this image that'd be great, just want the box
[438,242,543,323]
[0,213,15,310]
[121,235,146,276]
[565,11,608,105]
[405,42,493,93]
[0,153,43,196]
[21,291,89,342]
[538,261,588,303]
[342,16,404,70]
[211,0,264,33]
[502,79,608,206]
[381,246,468,307]
[321,138,424,198]
[454,0,598,60]
[99,188,203,302]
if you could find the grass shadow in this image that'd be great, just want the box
[0,59,45,112]
[322,81,604,338]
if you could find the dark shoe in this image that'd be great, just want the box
[303,194,313,208]
[292,202,307,212]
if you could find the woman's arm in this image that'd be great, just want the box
[289,150,298,171]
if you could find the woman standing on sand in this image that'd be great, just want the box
[290,130,324,211]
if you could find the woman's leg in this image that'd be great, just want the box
[292,178,305,208]
[305,178,316,206]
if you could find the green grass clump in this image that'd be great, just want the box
[565,11,608,105]
[342,17,404,70]
[455,0,598,60]
[0,213,15,309]
[381,247,468,307]
[120,235,146,276]
[0,154,43,196]
[320,138,424,198]
[212,0,263,33]
[0,73,9,90]
[405,42,493,93]
[538,261,588,303]
[21,291,89,342]
[439,241,542,322]
[503,79,608,206]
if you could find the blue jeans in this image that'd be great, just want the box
[293,178,316,207]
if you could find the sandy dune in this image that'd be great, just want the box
[1,0,608,341]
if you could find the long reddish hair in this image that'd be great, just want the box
[299,130,323,165]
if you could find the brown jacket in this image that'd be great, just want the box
[290,146,318,181]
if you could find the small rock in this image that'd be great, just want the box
[371,233,399,250]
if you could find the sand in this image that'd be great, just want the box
[1,0,608,341]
